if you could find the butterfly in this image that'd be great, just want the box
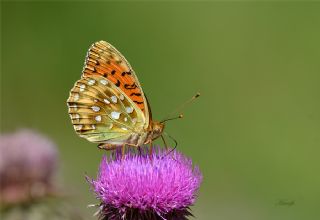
[67,41,168,151]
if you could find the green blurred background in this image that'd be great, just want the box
[1,1,320,220]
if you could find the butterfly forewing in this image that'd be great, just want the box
[82,41,150,127]
[67,75,146,143]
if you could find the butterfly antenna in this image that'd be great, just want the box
[161,132,178,158]
[161,92,200,122]
[160,114,183,123]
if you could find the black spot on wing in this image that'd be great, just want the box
[115,80,121,87]
[121,71,132,76]
[133,100,144,104]
[111,70,116,75]
[130,93,141,97]
[124,83,137,90]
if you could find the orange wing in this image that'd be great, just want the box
[82,41,150,126]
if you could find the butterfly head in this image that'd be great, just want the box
[149,114,183,140]
[151,121,165,140]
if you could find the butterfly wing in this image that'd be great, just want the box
[82,41,151,128]
[67,75,146,144]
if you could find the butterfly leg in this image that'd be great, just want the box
[137,146,142,156]
[121,144,126,160]
[149,141,153,158]
[120,143,139,159]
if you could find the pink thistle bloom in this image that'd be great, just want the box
[0,129,58,205]
[88,147,202,220]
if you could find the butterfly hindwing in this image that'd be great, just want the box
[82,41,150,128]
[67,75,146,143]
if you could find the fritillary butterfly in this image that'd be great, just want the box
[67,41,165,150]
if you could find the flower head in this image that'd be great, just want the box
[89,147,202,220]
[0,129,58,205]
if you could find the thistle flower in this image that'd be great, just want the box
[0,129,58,205]
[89,147,202,220]
[0,129,85,220]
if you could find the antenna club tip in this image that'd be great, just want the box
[179,114,184,118]
[195,92,201,98]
